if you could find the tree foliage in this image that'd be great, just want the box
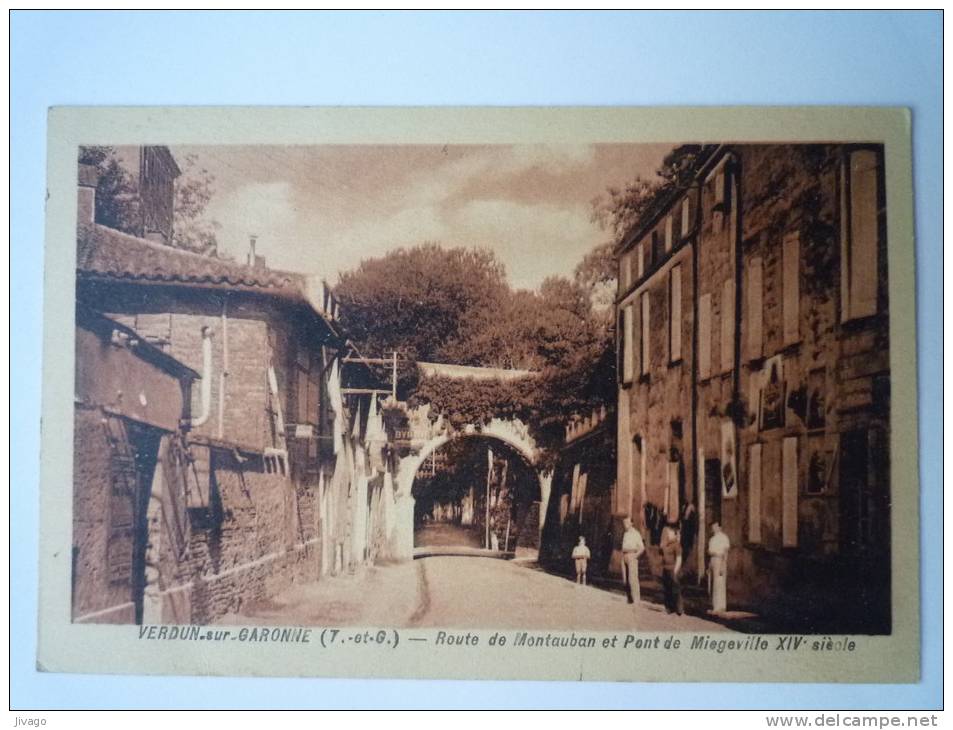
[171,154,222,256]
[77,146,222,257]
[589,144,711,249]
[336,243,615,463]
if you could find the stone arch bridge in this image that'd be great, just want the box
[388,362,552,561]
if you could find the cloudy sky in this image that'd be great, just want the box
[170,143,671,291]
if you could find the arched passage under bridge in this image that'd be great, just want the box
[411,434,542,556]
[385,361,553,561]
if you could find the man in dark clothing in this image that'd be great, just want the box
[660,523,684,615]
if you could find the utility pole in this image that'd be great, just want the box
[391,350,397,401]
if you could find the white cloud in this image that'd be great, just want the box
[450,199,599,289]
[206,181,301,268]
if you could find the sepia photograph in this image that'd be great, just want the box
[38,106,917,683]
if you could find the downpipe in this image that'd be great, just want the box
[189,326,214,428]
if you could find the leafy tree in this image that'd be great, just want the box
[78,146,140,234]
[171,154,222,256]
[335,244,509,368]
[77,146,222,257]
[589,144,712,250]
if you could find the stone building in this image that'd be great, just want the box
[72,147,397,625]
[615,144,890,631]
[540,406,617,580]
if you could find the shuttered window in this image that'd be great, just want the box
[783,233,800,345]
[640,292,651,376]
[664,214,674,252]
[636,241,645,278]
[698,293,712,380]
[841,149,881,321]
[622,304,635,384]
[721,279,734,373]
[746,257,764,360]
[749,443,762,544]
[782,436,799,547]
[670,264,682,362]
[619,253,631,291]
[681,198,691,237]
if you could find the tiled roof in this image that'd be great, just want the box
[77,223,307,298]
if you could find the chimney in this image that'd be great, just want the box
[247,235,266,269]
[77,163,99,225]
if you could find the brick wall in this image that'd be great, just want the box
[72,406,138,623]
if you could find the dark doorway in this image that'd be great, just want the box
[107,418,162,624]
[704,458,722,528]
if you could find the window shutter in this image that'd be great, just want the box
[849,150,880,319]
[636,241,645,278]
[670,265,682,362]
[698,293,712,379]
[782,436,799,547]
[721,279,734,373]
[665,214,673,252]
[640,292,651,375]
[570,463,581,512]
[783,233,800,345]
[749,443,762,543]
[622,304,635,383]
[746,257,764,360]
[639,437,648,508]
[681,198,691,237]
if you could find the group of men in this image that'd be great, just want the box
[571,517,731,616]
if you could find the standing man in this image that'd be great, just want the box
[707,522,730,614]
[621,517,645,605]
[660,522,684,615]
[571,536,591,586]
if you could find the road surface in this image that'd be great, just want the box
[218,553,729,633]
[415,522,484,548]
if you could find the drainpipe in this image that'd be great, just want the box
[691,176,703,584]
[190,327,214,428]
[217,298,229,439]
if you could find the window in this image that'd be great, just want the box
[748,443,762,544]
[698,293,712,380]
[621,304,635,384]
[651,230,662,265]
[746,257,764,360]
[721,279,734,373]
[640,291,651,376]
[636,241,645,278]
[782,233,800,345]
[664,214,674,252]
[669,264,682,362]
[782,436,798,547]
[839,427,889,554]
[620,251,634,291]
[681,197,691,237]
[840,149,882,322]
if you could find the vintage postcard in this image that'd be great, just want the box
[38,107,918,682]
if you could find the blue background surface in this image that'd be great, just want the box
[10,10,942,709]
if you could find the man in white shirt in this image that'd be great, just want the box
[707,522,731,614]
[621,517,645,605]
